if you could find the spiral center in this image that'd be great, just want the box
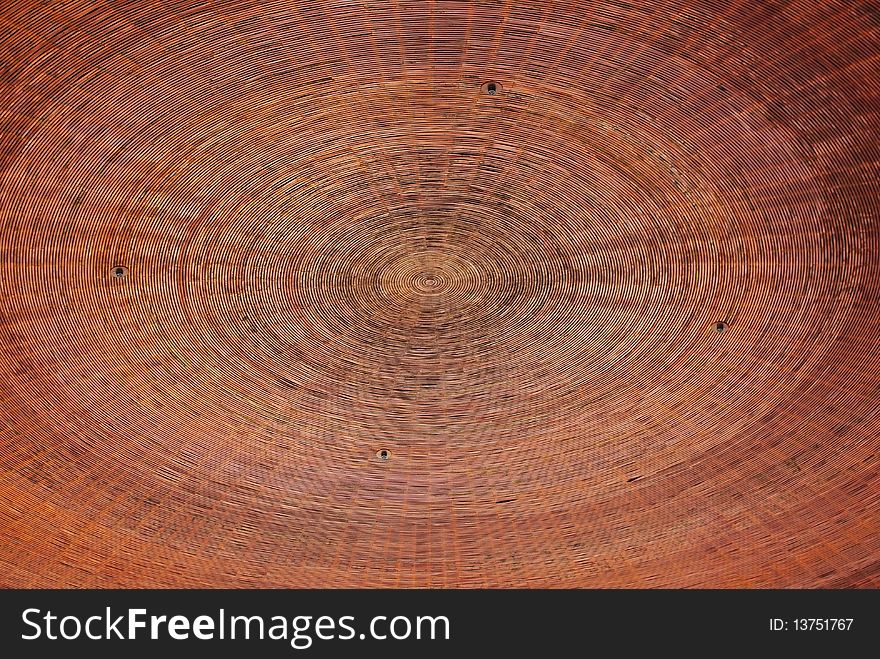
[413,270,445,294]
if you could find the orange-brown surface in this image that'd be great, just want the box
[0,1,878,587]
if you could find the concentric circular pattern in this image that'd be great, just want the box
[0,1,878,588]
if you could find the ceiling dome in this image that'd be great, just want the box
[0,0,877,587]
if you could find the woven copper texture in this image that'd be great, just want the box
[0,0,878,588]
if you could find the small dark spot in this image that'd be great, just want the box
[112,265,128,279]
[482,81,502,96]
[718,84,727,92]
[714,321,728,333]
[377,449,390,461]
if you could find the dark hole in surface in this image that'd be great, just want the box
[112,266,127,279]
[487,82,497,95]
[715,321,728,333]
[377,449,390,461]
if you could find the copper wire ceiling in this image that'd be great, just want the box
[1,1,878,588]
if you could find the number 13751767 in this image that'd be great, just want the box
[770,618,853,631]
